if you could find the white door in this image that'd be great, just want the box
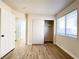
[0,9,15,58]
[32,19,44,44]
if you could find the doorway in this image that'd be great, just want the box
[44,20,54,44]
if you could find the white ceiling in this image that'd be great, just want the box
[3,0,74,15]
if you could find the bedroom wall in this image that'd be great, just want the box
[55,0,79,59]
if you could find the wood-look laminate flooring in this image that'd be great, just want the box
[2,40,73,59]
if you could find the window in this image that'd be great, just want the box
[57,16,65,35]
[57,10,77,37]
[66,10,77,36]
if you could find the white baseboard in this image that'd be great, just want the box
[0,48,15,59]
[56,44,79,59]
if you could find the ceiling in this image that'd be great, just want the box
[2,0,75,15]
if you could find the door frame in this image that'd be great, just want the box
[44,20,54,44]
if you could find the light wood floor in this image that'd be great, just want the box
[2,40,73,59]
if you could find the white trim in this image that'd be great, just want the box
[56,43,79,59]
[27,42,32,45]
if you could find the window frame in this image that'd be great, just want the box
[56,10,77,38]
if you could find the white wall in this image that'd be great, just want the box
[55,0,79,59]
[27,14,54,45]
[16,16,26,42]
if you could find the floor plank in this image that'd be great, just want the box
[2,40,73,59]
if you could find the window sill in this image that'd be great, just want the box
[56,34,77,39]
